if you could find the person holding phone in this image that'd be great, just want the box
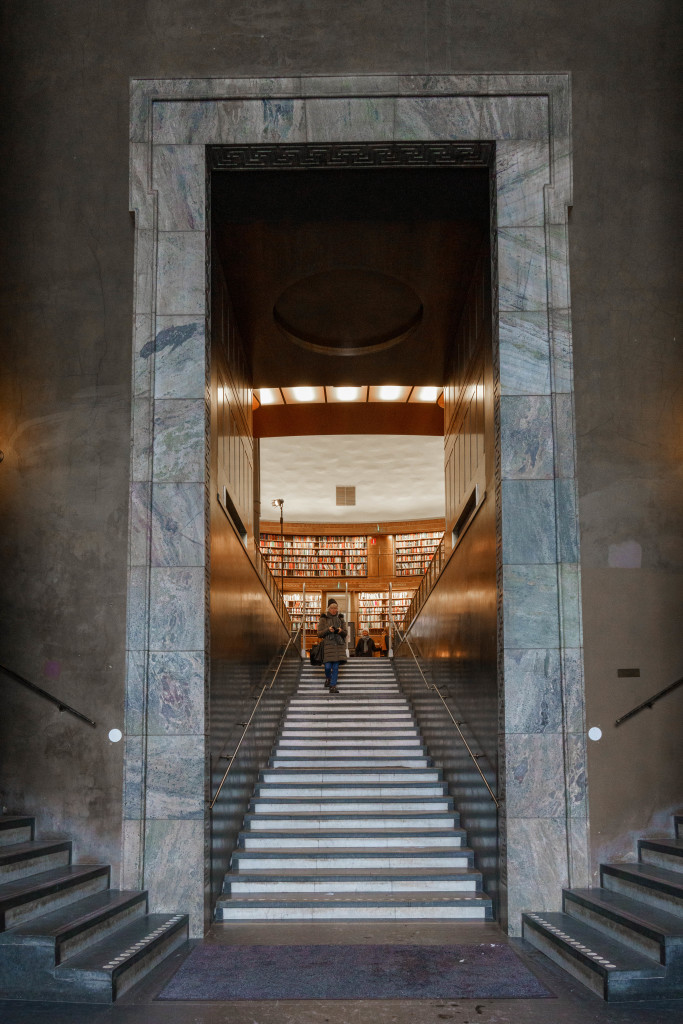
[316,598,347,694]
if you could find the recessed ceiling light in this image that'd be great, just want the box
[417,386,438,402]
[259,388,277,405]
[336,386,359,401]
[293,386,315,402]
[379,385,402,401]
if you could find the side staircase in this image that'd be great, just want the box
[523,815,683,1001]
[216,659,492,921]
[0,815,188,1002]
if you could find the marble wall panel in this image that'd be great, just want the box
[302,75,401,96]
[143,819,206,932]
[129,481,151,567]
[131,397,152,482]
[156,233,205,316]
[547,222,570,309]
[502,479,557,564]
[152,317,207,401]
[549,309,573,394]
[395,95,548,142]
[503,648,562,734]
[121,820,143,892]
[505,734,566,818]
[149,567,205,651]
[152,399,206,483]
[497,227,548,311]
[133,315,153,399]
[124,650,145,737]
[556,478,579,563]
[126,566,149,652]
[134,229,156,316]
[505,816,569,930]
[305,97,395,141]
[129,142,155,229]
[566,731,589,819]
[562,648,586,735]
[123,735,143,819]
[152,99,307,145]
[502,564,560,649]
[496,141,549,227]
[500,396,555,479]
[151,482,205,568]
[147,651,205,735]
[153,145,206,231]
[146,735,205,818]
[553,393,577,479]
[499,313,551,396]
[558,562,582,648]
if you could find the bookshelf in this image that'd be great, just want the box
[260,534,368,578]
[394,531,443,576]
[284,591,322,629]
[357,591,414,631]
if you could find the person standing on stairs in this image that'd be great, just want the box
[317,598,347,694]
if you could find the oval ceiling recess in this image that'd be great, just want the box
[273,267,423,356]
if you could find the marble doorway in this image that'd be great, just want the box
[126,75,588,936]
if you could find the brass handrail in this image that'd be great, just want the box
[388,599,498,808]
[615,676,683,727]
[209,624,302,809]
[0,662,96,727]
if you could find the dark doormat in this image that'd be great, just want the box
[156,943,554,1000]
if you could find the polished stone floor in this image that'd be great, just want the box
[1,920,680,1024]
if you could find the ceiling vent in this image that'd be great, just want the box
[336,486,356,507]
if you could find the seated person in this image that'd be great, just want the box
[355,629,377,657]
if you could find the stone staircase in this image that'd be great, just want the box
[0,814,188,1002]
[216,659,492,921]
[523,814,683,1001]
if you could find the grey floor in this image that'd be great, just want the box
[1,920,681,1024]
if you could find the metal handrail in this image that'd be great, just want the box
[615,676,683,727]
[254,545,292,633]
[388,601,498,808]
[209,624,302,809]
[0,663,96,728]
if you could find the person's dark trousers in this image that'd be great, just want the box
[324,661,339,687]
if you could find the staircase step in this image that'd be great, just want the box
[259,767,443,783]
[0,889,148,963]
[0,816,34,847]
[639,838,683,874]
[223,867,481,895]
[601,862,683,917]
[0,865,111,930]
[231,847,474,871]
[275,741,424,751]
[51,913,188,1002]
[255,783,448,797]
[0,840,72,884]
[280,729,419,738]
[523,911,669,1001]
[269,759,432,769]
[563,887,683,964]
[238,828,466,850]
[216,890,492,920]
[250,798,454,814]
[244,812,458,831]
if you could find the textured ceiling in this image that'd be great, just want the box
[259,434,445,524]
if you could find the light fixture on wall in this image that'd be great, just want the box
[292,387,315,402]
[335,386,359,401]
[378,385,402,401]
[271,498,285,591]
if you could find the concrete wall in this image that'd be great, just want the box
[0,1,680,882]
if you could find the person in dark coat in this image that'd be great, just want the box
[316,599,347,694]
[355,629,377,657]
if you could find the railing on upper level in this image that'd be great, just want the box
[0,663,96,727]
[399,534,447,634]
[253,545,293,633]
[615,676,683,727]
